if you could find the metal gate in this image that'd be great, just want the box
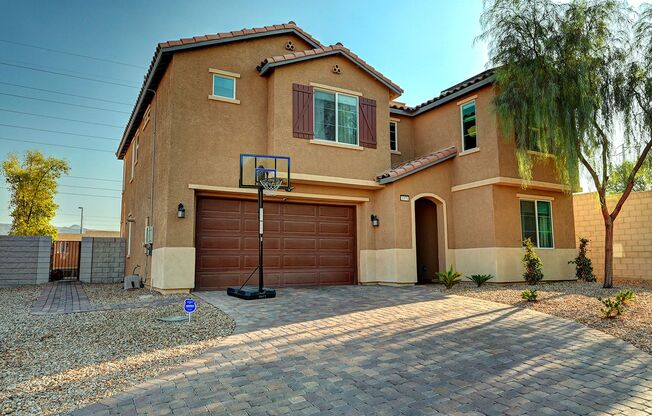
[50,240,81,281]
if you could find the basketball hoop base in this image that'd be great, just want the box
[227,286,276,300]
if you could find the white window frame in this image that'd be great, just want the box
[212,74,236,100]
[313,88,359,146]
[127,221,132,258]
[389,121,399,152]
[460,100,478,153]
[519,198,555,249]
[130,134,139,181]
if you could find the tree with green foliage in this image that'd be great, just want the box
[480,0,652,288]
[2,150,70,239]
[605,160,652,193]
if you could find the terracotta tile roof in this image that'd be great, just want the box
[156,21,324,50]
[117,21,323,159]
[376,146,457,184]
[389,68,496,114]
[257,43,403,96]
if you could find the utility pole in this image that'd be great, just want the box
[78,206,84,235]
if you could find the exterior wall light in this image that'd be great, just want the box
[370,214,379,227]
[177,203,186,218]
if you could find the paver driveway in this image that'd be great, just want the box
[72,286,652,415]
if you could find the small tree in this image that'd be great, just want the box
[569,238,596,282]
[605,160,652,194]
[480,0,652,288]
[2,150,69,239]
[522,238,543,285]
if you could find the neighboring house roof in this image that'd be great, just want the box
[257,44,403,97]
[117,22,324,159]
[376,146,457,184]
[390,68,496,117]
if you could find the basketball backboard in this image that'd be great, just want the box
[239,154,291,191]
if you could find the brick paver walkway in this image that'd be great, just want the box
[71,286,652,415]
[32,281,178,315]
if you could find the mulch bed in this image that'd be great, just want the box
[437,279,652,355]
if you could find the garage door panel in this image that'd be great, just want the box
[283,237,317,250]
[319,238,352,251]
[320,222,351,235]
[196,198,355,289]
[198,236,241,250]
[284,221,317,234]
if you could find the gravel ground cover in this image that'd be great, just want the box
[83,283,185,305]
[438,279,652,354]
[0,285,235,415]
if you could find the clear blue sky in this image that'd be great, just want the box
[0,0,488,231]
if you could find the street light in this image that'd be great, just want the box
[78,206,84,235]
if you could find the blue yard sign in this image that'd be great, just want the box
[184,298,196,322]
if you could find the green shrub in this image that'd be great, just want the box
[436,266,463,289]
[568,238,596,282]
[521,289,538,302]
[522,238,544,285]
[599,297,624,318]
[467,274,495,287]
[615,289,635,305]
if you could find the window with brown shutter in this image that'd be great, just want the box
[293,84,313,139]
[359,97,377,148]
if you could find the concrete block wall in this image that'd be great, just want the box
[79,237,125,283]
[573,191,652,281]
[0,236,52,286]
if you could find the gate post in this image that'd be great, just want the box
[36,236,52,284]
[79,237,93,283]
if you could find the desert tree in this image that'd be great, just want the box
[480,0,652,288]
[2,150,69,239]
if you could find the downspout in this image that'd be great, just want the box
[143,89,157,287]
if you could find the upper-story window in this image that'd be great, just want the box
[130,134,139,181]
[314,90,358,145]
[460,101,477,152]
[520,199,554,248]
[389,121,398,152]
[213,75,236,99]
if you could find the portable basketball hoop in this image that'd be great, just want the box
[227,154,291,300]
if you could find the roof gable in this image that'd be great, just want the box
[376,146,457,184]
[257,44,403,97]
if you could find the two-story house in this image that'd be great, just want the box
[118,22,576,293]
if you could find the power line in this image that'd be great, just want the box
[0,108,123,128]
[1,187,121,199]
[66,175,121,183]
[0,92,131,114]
[59,184,121,192]
[56,213,120,219]
[0,39,142,68]
[0,81,132,105]
[0,136,115,153]
[5,58,139,85]
[0,123,119,141]
[0,61,140,89]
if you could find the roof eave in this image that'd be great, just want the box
[258,50,403,97]
[377,152,457,184]
[116,27,323,159]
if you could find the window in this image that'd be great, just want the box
[389,121,398,152]
[127,221,132,257]
[314,90,358,145]
[460,101,477,151]
[130,135,139,181]
[520,199,554,248]
[212,74,236,99]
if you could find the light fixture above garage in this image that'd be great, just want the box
[370,214,379,227]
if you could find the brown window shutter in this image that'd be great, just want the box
[359,97,377,148]
[292,83,313,139]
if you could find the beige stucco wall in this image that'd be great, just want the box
[389,115,415,166]
[573,191,652,281]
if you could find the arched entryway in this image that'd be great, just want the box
[413,194,448,284]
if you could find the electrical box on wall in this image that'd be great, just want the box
[144,225,153,244]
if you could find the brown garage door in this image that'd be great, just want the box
[195,197,356,289]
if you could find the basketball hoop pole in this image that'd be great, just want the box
[258,186,264,293]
